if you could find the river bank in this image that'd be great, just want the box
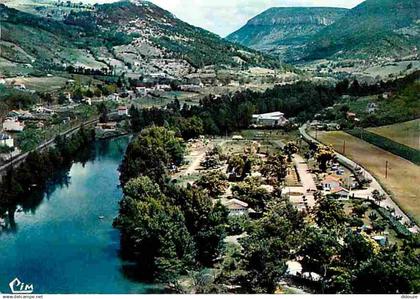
[0,136,162,294]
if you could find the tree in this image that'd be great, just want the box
[283,142,298,162]
[371,189,386,206]
[352,202,369,218]
[120,127,185,185]
[171,186,229,266]
[239,201,305,293]
[299,227,341,280]
[341,231,380,268]
[232,176,271,212]
[58,92,68,105]
[114,176,195,282]
[129,105,142,132]
[261,154,288,184]
[315,145,335,172]
[227,154,245,177]
[352,249,419,294]
[313,195,347,230]
[97,102,108,123]
[177,116,204,140]
[195,170,228,197]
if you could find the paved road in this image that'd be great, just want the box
[300,124,419,233]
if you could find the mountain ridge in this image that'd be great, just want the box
[0,0,280,77]
[227,0,419,63]
[226,7,348,60]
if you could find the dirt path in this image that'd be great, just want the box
[173,139,221,184]
[293,154,317,207]
[271,140,317,208]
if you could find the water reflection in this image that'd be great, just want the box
[0,135,159,294]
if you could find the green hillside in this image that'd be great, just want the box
[0,1,280,77]
[226,7,348,61]
[304,0,420,60]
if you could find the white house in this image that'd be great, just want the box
[179,84,203,92]
[321,175,341,191]
[286,261,303,276]
[136,87,147,97]
[34,106,55,114]
[13,83,26,90]
[117,106,129,116]
[0,132,14,148]
[251,111,288,127]
[108,93,120,102]
[225,199,254,216]
[372,235,387,247]
[367,102,378,114]
[2,118,25,132]
[330,186,350,199]
[155,84,171,91]
[232,135,244,141]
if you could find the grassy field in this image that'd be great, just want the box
[5,76,69,92]
[367,119,420,150]
[317,131,420,224]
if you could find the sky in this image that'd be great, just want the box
[80,0,365,37]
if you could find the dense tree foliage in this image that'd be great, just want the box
[232,177,271,212]
[114,177,195,281]
[116,127,229,283]
[0,127,95,207]
[170,186,229,266]
[239,200,305,293]
[195,170,229,198]
[119,127,185,185]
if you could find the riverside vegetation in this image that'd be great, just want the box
[0,127,96,211]
[114,77,420,293]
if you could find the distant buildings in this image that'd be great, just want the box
[0,132,14,148]
[135,86,148,97]
[367,102,378,114]
[179,84,203,92]
[2,118,25,132]
[108,93,120,102]
[232,135,244,141]
[155,84,171,91]
[95,122,118,133]
[117,106,129,116]
[13,83,26,90]
[251,111,288,127]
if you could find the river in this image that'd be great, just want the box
[0,136,160,294]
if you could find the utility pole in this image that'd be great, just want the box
[385,160,389,179]
[342,140,346,155]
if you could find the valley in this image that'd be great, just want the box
[0,0,419,296]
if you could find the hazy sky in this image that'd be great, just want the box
[80,0,365,36]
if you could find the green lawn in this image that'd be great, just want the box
[367,119,420,150]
